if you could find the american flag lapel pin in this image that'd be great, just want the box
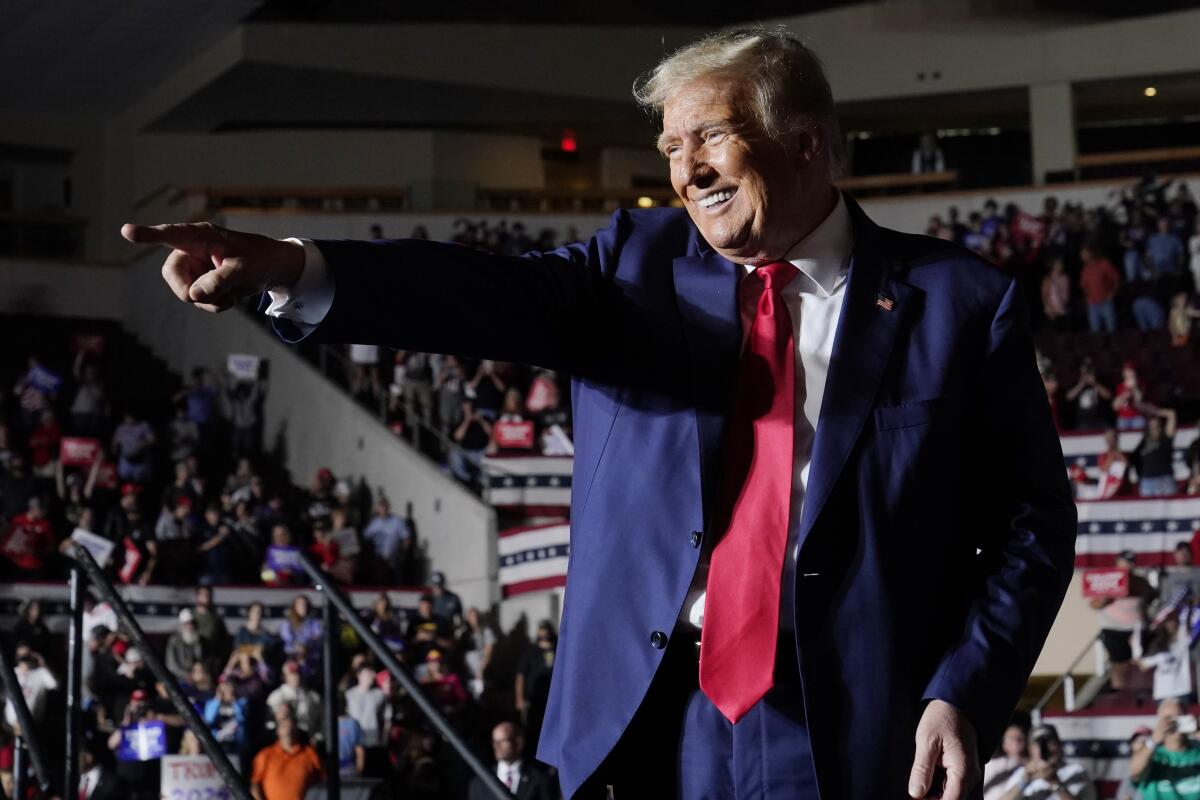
[875,293,895,312]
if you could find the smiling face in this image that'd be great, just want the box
[659,77,830,264]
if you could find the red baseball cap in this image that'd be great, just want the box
[130,689,147,702]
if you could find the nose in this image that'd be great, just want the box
[677,143,714,190]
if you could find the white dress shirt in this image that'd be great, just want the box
[496,758,522,789]
[681,190,854,631]
[267,193,855,633]
[79,766,102,799]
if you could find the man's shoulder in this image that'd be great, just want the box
[873,225,1016,307]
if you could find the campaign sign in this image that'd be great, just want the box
[265,545,302,577]
[95,460,118,490]
[117,720,167,762]
[161,754,238,800]
[60,437,101,466]
[494,420,535,449]
[226,354,261,381]
[71,528,115,568]
[26,364,62,395]
[1083,567,1130,598]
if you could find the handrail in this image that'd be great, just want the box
[0,632,53,793]
[294,551,513,800]
[1076,145,1200,169]
[69,543,253,800]
[1031,633,1102,717]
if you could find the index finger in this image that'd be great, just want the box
[121,222,218,252]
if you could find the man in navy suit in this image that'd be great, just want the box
[125,27,1076,800]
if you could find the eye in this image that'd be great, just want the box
[703,129,726,144]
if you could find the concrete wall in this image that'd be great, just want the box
[0,257,125,319]
[118,250,499,609]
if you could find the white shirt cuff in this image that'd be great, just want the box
[265,238,334,327]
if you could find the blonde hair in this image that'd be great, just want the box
[633,27,846,178]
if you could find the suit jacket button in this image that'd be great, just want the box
[650,630,668,649]
[690,531,702,548]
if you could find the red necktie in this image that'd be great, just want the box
[699,261,799,723]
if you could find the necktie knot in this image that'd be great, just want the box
[754,260,799,293]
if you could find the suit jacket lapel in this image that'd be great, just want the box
[672,249,741,528]
[797,197,919,552]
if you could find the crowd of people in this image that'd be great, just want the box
[0,322,564,799]
[924,175,1200,338]
[4,585,561,800]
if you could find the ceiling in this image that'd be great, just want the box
[0,0,259,115]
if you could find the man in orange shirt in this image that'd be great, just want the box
[1079,245,1121,333]
[250,717,324,800]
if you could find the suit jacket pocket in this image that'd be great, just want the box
[873,398,942,431]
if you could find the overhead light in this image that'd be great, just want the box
[1144,86,1158,98]
[636,196,654,208]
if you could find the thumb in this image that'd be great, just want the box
[189,257,242,304]
[909,735,940,799]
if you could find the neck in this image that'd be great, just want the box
[779,184,838,258]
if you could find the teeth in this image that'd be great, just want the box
[698,190,733,208]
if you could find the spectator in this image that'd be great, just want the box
[233,601,277,656]
[204,677,249,755]
[165,609,207,682]
[111,411,155,484]
[3,650,58,729]
[1092,550,1157,690]
[984,721,1029,800]
[0,496,55,579]
[422,650,467,718]
[451,398,493,486]
[168,403,200,464]
[177,367,221,442]
[182,661,215,706]
[1136,588,1194,705]
[155,495,196,584]
[27,408,61,479]
[365,593,405,653]
[467,360,506,420]
[279,596,323,676]
[911,132,945,175]
[1066,360,1113,430]
[13,599,51,658]
[998,723,1095,799]
[197,503,236,585]
[1113,364,1150,431]
[459,607,496,700]
[222,650,272,703]
[228,378,265,456]
[1161,543,1200,603]
[1115,727,1153,800]
[435,355,466,437]
[13,356,57,433]
[337,701,367,777]
[1041,258,1071,329]
[344,664,386,749]
[250,716,324,800]
[77,741,121,800]
[394,351,434,434]
[0,454,37,520]
[407,595,453,664]
[263,524,304,587]
[193,585,231,657]
[266,661,322,738]
[429,571,464,627]
[470,720,556,800]
[1134,410,1178,497]
[69,357,109,437]
[328,506,360,584]
[363,497,413,584]
[1146,216,1184,281]
[1079,245,1121,333]
[1168,292,1200,347]
[1130,698,1200,799]
[308,518,338,570]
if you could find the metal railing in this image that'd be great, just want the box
[0,632,54,797]
[294,551,512,800]
[68,543,254,800]
[1030,633,1103,723]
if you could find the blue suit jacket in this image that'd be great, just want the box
[272,194,1077,799]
